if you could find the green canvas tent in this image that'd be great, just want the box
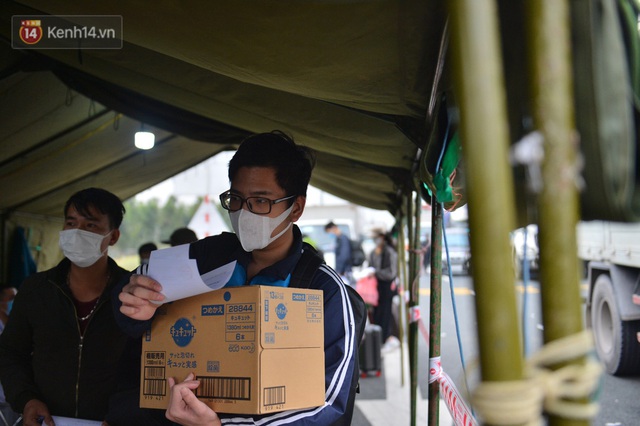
[0,1,639,424]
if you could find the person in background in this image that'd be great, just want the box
[138,242,158,265]
[0,288,17,333]
[368,229,399,352]
[324,221,353,284]
[7,226,37,291]
[114,131,361,426]
[0,287,20,426]
[162,227,198,247]
[0,187,132,425]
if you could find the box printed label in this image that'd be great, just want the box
[143,351,167,397]
[226,303,256,342]
[263,386,286,407]
[196,376,251,401]
[275,303,288,319]
[170,318,197,347]
[202,304,224,316]
[306,293,323,321]
[292,292,306,301]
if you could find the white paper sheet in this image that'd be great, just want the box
[46,416,102,426]
[139,244,236,303]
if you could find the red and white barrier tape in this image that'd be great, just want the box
[409,305,421,323]
[411,309,477,425]
[429,355,477,426]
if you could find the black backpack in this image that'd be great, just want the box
[349,238,366,267]
[290,243,367,426]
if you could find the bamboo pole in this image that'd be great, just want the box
[527,1,585,425]
[427,200,443,426]
[406,192,419,426]
[448,0,524,415]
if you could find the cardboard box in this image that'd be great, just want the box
[139,285,325,414]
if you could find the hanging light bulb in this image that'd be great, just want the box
[135,123,155,150]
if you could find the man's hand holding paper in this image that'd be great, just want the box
[119,274,165,320]
[143,244,236,303]
[120,244,236,320]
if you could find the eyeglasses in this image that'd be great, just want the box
[219,191,296,215]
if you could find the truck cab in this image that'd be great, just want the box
[578,220,640,376]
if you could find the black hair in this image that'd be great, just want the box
[374,229,397,250]
[228,131,316,198]
[324,221,337,231]
[384,232,397,250]
[64,187,126,229]
[138,242,158,255]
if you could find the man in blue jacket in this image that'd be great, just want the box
[114,131,360,426]
[324,221,353,285]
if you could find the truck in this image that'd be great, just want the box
[577,221,640,376]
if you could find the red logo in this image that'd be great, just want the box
[19,20,43,45]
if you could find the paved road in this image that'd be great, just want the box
[351,272,639,425]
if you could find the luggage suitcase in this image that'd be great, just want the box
[359,323,382,377]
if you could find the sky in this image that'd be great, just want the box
[135,151,233,204]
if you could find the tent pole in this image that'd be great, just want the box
[395,210,407,387]
[448,0,524,419]
[407,191,421,426]
[527,1,586,425]
[427,199,443,426]
[412,192,422,423]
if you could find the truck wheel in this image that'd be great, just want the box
[591,274,640,375]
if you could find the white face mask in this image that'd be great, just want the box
[59,229,111,268]
[230,204,294,252]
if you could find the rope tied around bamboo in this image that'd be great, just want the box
[472,330,602,425]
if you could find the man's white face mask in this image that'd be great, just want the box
[230,204,294,252]
[59,228,111,267]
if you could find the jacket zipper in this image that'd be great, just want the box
[54,277,106,418]
[74,297,105,417]
[75,335,83,417]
